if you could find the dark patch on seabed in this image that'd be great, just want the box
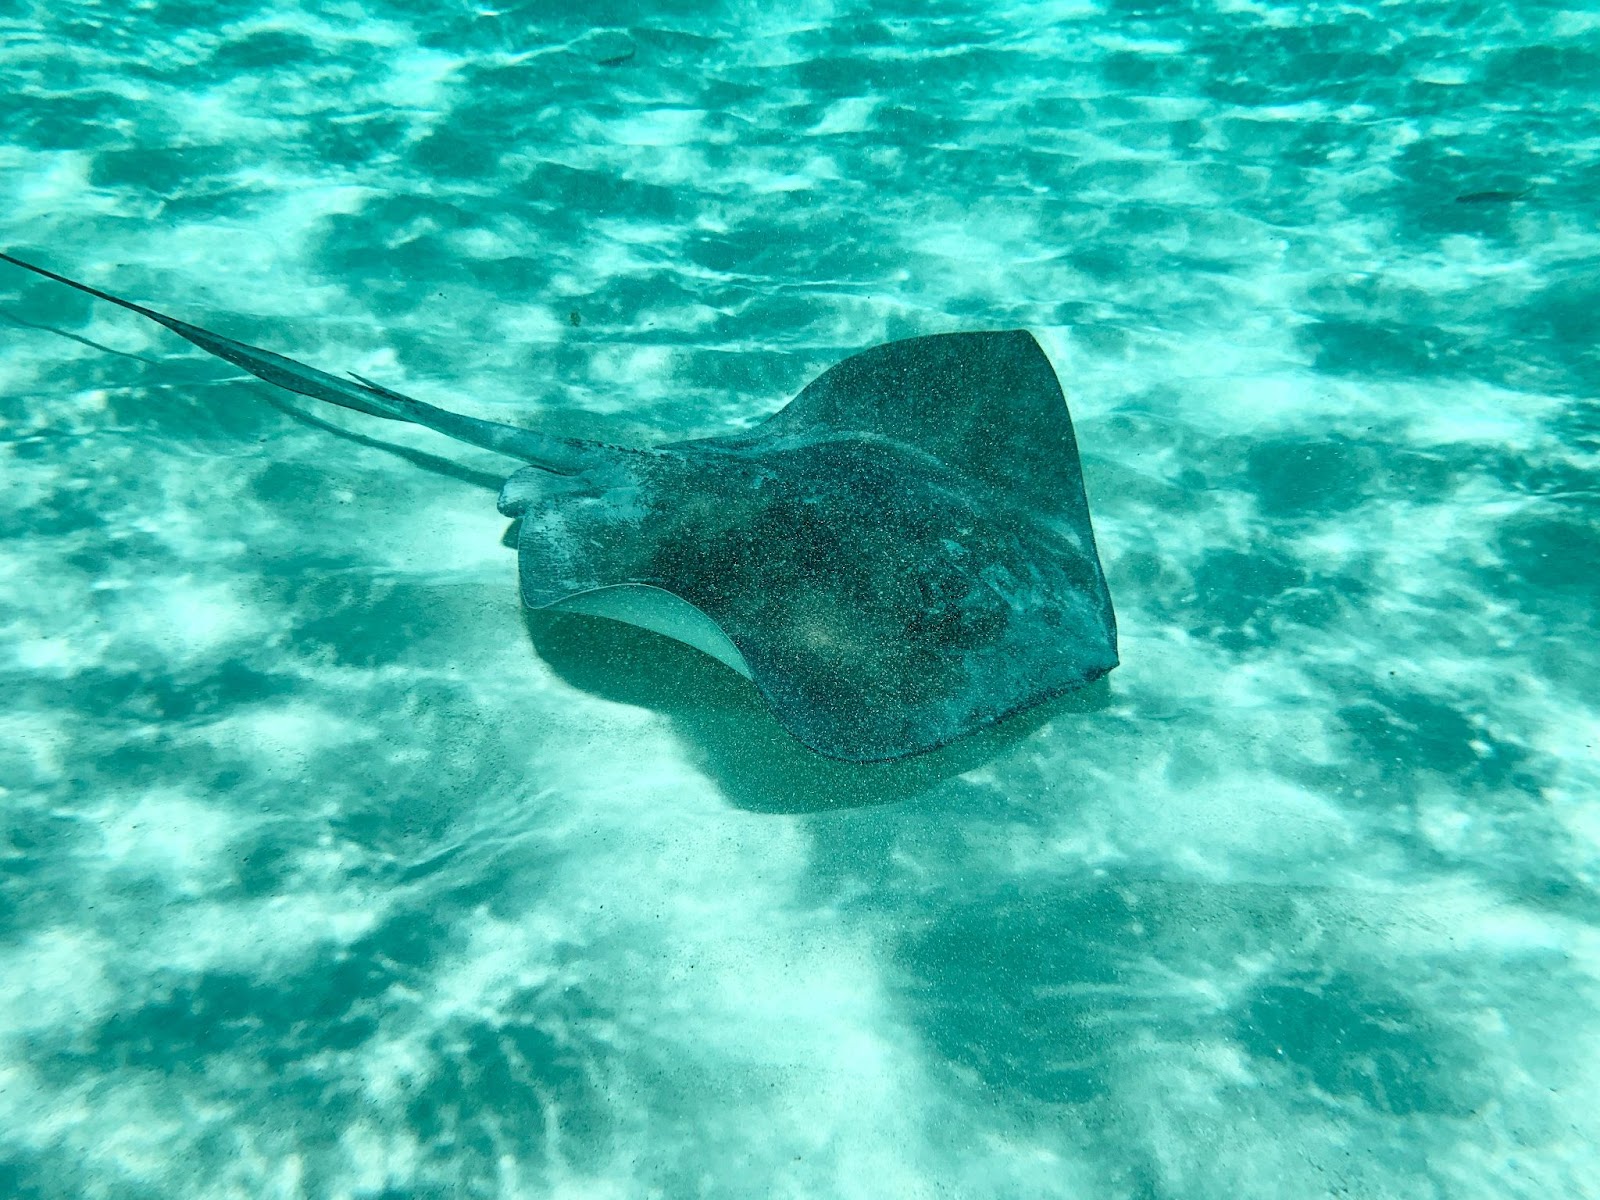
[1,0,1597,1197]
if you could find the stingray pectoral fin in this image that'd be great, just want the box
[543,585,754,679]
[0,251,600,474]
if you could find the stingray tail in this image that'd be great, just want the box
[0,251,598,474]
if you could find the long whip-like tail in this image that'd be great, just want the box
[0,251,601,475]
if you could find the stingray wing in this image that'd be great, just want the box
[505,332,1120,761]
[693,328,1117,667]
[711,331,1096,526]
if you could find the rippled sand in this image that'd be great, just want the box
[2,4,1597,1197]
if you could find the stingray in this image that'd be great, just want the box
[1,251,1118,761]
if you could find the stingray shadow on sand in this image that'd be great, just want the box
[522,604,1113,812]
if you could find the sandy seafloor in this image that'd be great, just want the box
[1,1,1598,1197]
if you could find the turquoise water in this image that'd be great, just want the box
[2,2,1598,1197]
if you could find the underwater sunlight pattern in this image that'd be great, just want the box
[1,2,1597,1197]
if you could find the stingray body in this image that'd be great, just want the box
[1,252,1117,760]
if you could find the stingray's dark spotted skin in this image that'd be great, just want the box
[503,332,1117,760]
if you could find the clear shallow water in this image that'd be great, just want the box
[1,2,1597,1196]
